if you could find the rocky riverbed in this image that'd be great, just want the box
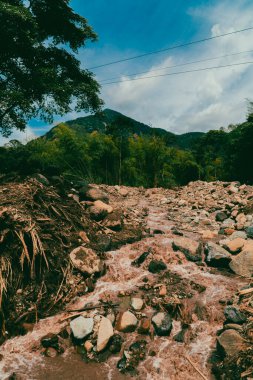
[0,179,253,379]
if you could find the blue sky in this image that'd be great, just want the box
[2,0,253,144]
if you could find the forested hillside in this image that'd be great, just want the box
[0,108,252,187]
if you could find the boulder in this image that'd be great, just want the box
[152,312,173,336]
[230,231,247,240]
[215,212,227,222]
[204,242,231,267]
[148,260,167,273]
[228,185,239,194]
[89,201,113,221]
[116,311,138,332]
[217,329,246,357]
[229,250,253,278]
[97,317,114,352]
[70,316,94,340]
[130,298,144,311]
[95,234,111,251]
[118,188,129,197]
[246,226,253,238]
[224,306,247,325]
[236,213,247,229]
[223,238,245,254]
[84,187,109,203]
[94,200,113,213]
[172,237,202,262]
[69,247,102,275]
[201,230,218,240]
[103,210,123,231]
[221,218,235,229]
[223,324,243,332]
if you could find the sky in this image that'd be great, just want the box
[2,0,253,144]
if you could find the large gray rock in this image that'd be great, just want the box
[204,242,231,267]
[97,317,114,352]
[229,250,253,278]
[172,237,202,262]
[69,246,102,275]
[70,316,94,339]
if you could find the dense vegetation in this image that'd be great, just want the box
[0,107,252,187]
[0,0,102,136]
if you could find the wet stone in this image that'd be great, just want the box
[70,316,94,340]
[152,312,173,336]
[69,246,102,276]
[204,242,231,268]
[83,187,109,203]
[130,297,144,311]
[148,260,167,273]
[223,324,243,332]
[229,250,253,278]
[224,306,247,325]
[41,333,59,349]
[116,311,138,332]
[172,237,202,262]
[131,251,150,267]
[216,212,227,222]
[173,327,187,343]
[246,226,253,238]
[97,317,114,352]
[217,329,246,357]
[109,334,123,354]
[223,238,245,254]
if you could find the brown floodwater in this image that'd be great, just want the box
[0,200,248,380]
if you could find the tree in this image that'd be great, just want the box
[0,0,103,136]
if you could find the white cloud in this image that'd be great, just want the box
[99,0,253,133]
[0,127,36,146]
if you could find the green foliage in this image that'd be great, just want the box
[1,107,253,187]
[0,0,103,136]
[0,124,202,187]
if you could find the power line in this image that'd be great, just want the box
[99,49,253,83]
[88,26,253,70]
[102,60,253,85]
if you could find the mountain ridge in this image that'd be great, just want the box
[46,108,205,149]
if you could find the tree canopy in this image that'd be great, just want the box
[0,0,103,136]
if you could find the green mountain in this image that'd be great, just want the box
[46,108,205,149]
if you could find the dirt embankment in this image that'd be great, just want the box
[0,178,253,380]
